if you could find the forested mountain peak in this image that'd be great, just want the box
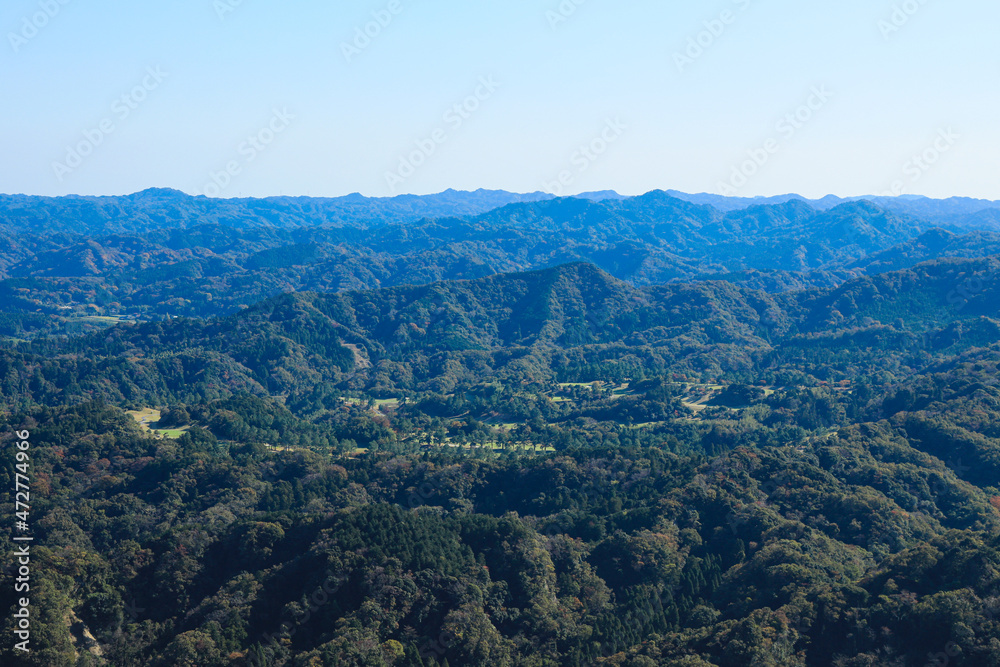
[125,187,189,200]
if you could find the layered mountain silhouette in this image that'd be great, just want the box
[13,256,990,405]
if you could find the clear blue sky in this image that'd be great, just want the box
[3,0,998,199]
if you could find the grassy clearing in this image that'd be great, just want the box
[342,397,401,410]
[126,408,188,439]
[63,315,124,329]
[127,408,161,428]
[76,315,122,323]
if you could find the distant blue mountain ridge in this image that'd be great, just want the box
[1,187,997,234]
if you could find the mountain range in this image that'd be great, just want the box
[5,188,1000,666]
[2,187,999,234]
[2,255,992,410]
[1,190,1000,343]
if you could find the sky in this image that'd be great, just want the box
[2,0,998,200]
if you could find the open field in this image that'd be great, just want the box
[126,408,188,439]
[62,315,125,329]
[127,408,161,427]
[342,397,401,410]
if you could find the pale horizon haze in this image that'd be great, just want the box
[2,0,998,200]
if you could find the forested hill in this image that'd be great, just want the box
[4,192,1000,339]
[1,256,995,409]
[2,188,998,235]
[0,188,562,234]
[666,190,1000,226]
